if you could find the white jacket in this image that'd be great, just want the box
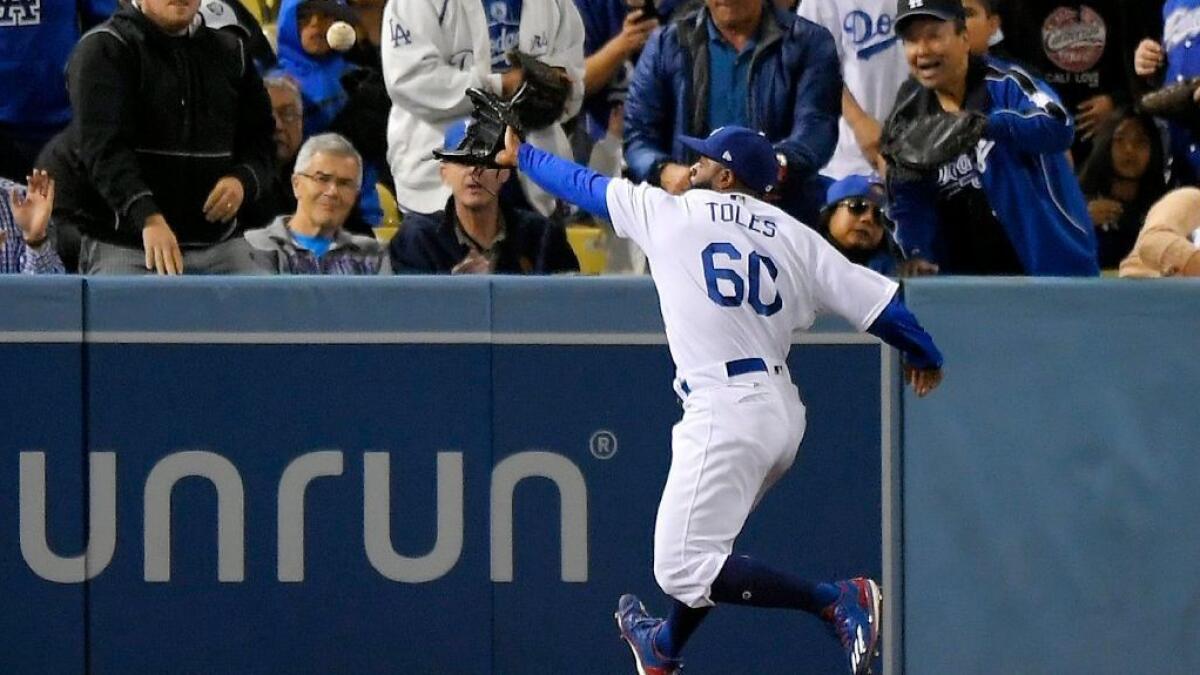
[382,0,585,215]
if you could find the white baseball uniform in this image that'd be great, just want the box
[798,0,909,179]
[605,180,898,607]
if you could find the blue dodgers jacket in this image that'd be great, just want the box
[883,57,1099,276]
[623,3,840,199]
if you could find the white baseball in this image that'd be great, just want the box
[326,21,356,52]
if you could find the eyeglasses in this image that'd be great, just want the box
[838,197,881,217]
[273,107,302,123]
[296,171,360,192]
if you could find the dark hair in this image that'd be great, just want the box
[1077,109,1166,205]
[818,200,901,266]
[966,0,997,16]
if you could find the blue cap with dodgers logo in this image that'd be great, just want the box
[678,126,779,194]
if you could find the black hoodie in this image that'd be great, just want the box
[42,6,274,248]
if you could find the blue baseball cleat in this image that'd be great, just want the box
[615,594,684,675]
[821,578,882,675]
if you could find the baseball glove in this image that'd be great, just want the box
[432,88,517,166]
[881,112,988,174]
[1139,77,1200,132]
[507,50,571,131]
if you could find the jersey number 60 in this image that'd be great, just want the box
[701,243,783,316]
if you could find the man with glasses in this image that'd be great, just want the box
[244,133,389,274]
[389,120,578,274]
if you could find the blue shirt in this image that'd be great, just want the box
[484,0,523,69]
[290,231,334,258]
[705,18,755,132]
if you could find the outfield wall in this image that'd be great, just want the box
[4,276,1195,675]
[0,277,885,675]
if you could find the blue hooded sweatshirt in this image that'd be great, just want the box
[276,0,352,136]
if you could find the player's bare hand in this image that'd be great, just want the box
[1076,94,1115,139]
[905,365,942,397]
[660,163,691,194]
[142,214,184,275]
[202,176,245,223]
[898,257,939,277]
[452,248,491,275]
[9,169,55,246]
[495,126,521,167]
[1134,39,1165,78]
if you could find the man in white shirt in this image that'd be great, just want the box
[380,0,585,217]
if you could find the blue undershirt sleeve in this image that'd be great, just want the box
[866,292,944,370]
[517,143,612,220]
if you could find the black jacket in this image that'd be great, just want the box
[43,7,274,247]
[391,199,579,274]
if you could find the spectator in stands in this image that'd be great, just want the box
[275,0,385,226]
[798,0,908,179]
[381,0,586,218]
[624,0,841,226]
[1134,1,1200,184]
[1119,187,1200,277]
[39,0,275,275]
[573,0,658,145]
[1078,110,1167,270]
[819,175,899,275]
[883,0,1098,276]
[960,0,1007,59]
[277,0,360,134]
[245,74,376,236]
[245,134,389,273]
[0,0,116,182]
[0,171,64,275]
[998,0,1145,162]
[390,121,580,274]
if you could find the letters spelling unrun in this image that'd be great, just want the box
[19,450,589,584]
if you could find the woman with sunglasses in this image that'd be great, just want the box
[818,175,902,276]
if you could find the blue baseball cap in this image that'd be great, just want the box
[678,126,779,194]
[442,119,470,153]
[823,174,885,211]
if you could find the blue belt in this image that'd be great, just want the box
[680,357,769,395]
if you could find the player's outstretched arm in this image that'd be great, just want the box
[866,291,944,397]
[496,127,612,219]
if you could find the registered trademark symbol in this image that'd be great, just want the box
[589,430,618,460]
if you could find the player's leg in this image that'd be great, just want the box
[625,382,799,666]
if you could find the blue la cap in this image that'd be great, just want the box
[823,174,885,211]
[441,119,470,154]
[678,126,779,194]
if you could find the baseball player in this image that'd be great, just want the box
[490,123,943,675]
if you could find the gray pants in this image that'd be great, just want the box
[79,236,261,275]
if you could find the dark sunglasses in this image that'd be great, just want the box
[838,197,880,217]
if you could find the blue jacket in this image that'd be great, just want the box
[276,0,351,136]
[624,2,840,220]
[0,0,115,133]
[1161,0,1200,182]
[884,57,1099,277]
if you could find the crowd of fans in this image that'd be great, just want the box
[0,0,1196,277]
